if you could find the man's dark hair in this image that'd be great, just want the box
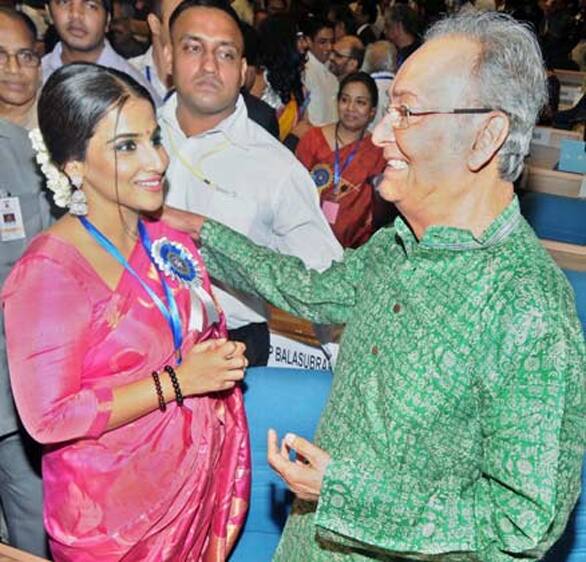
[331,5,357,36]
[47,0,113,16]
[169,0,242,38]
[299,15,333,41]
[357,0,377,24]
[388,5,421,38]
[0,6,37,40]
[241,21,259,66]
[150,0,163,18]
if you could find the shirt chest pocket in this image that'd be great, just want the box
[205,188,260,238]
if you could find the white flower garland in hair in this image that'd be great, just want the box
[29,128,72,208]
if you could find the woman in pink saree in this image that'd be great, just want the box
[1,63,250,561]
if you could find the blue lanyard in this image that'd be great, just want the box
[78,217,184,364]
[333,125,363,194]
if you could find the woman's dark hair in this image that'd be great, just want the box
[38,62,154,167]
[258,14,305,106]
[338,71,378,108]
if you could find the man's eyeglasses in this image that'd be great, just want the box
[385,104,494,130]
[331,50,353,60]
[0,48,41,69]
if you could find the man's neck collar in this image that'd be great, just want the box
[175,99,238,138]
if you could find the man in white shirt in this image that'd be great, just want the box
[300,17,339,126]
[42,0,157,102]
[161,0,342,365]
[129,0,182,105]
[362,39,396,129]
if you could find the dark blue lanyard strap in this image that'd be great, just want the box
[334,127,363,193]
[78,217,184,364]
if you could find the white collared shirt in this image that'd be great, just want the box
[159,94,343,329]
[42,40,159,104]
[129,47,167,106]
[303,51,339,126]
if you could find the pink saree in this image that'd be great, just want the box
[2,220,250,561]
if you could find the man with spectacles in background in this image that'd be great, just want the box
[328,35,364,82]
[0,8,41,130]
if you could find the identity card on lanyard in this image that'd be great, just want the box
[0,195,26,242]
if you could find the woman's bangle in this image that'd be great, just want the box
[151,370,166,412]
[164,365,184,407]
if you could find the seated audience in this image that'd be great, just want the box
[3,63,250,561]
[296,71,390,248]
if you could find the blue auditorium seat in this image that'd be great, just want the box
[520,192,586,245]
[545,270,586,562]
[229,367,332,562]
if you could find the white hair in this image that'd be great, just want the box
[362,40,397,74]
[426,11,548,182]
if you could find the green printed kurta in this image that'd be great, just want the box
[200,198,585,561]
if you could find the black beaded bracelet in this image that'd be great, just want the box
[151,370,166,412]
[164,365,184,407]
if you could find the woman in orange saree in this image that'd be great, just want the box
[2,63,250,562]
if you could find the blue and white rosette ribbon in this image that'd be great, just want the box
[150,238,220,330]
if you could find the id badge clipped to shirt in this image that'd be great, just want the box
[322,200,340,224]
[0,194,26,242]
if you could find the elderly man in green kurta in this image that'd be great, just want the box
[168,9,585,562]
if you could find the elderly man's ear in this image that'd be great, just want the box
[467,113,509,173]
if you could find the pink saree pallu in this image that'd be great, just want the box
[2,220,251,562]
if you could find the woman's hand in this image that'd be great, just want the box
[176,338,247,396]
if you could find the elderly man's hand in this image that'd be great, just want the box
[267,428,331,502]
[156,205,206,240]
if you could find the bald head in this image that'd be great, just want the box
[362,40,397,74]
[329,34,364,80]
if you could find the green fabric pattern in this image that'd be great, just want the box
[200,197,585,561]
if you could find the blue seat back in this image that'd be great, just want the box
[229,367,333,562]
[545,270,586,562]
[520,192,586,245]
